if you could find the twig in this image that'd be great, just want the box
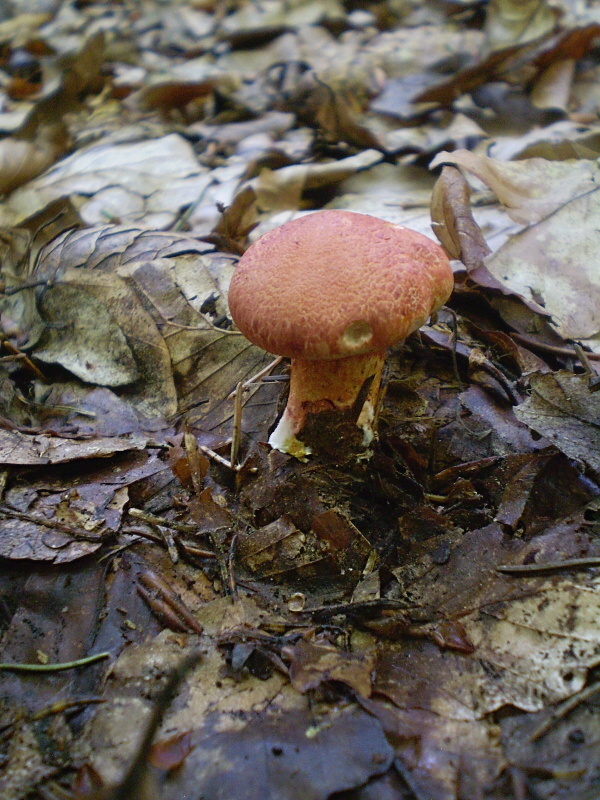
[161,316,242,335]
[0,652,110,672]
[208,528,233,595]
[172,178,215,231]
[226,356,286,399]
[1,279,49,295]
[574,343,600,392]
[228,533,239,599]
[0,505,105,542]
[179,542,217,559]
[496,556,600,574]
[0,338,47,382]
[230,380,244,469]
[199,443,236,471]
[445,307,463,391]
[128,508,198,534]
[529,680,600,742]
[137,570,203,634]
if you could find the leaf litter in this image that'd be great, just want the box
[0,1,600,799]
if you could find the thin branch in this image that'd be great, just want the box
[0,652,110,672]
[496,556,600,574]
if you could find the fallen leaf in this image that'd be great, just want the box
[0,134,213,228]
[431,150,600,350]
[0,429,149,465]
[515,371,600,475]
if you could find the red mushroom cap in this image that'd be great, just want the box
[228,210,453,359]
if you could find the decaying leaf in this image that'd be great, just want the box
[431,150,600,350]
[0,429,149,465]
[0,134,213,228]
[285,636,375,698]
[391,523,600,714]
[515,371,600,475]
[2,4,600,800]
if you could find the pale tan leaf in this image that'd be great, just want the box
[34,268,177,417]
[0,429,148,465]
[429,149,600,224]
[429,151,600,348]
[484,0,559,53]
[250,149,383,212]
[0,125,69,196]
[0,134,212,228]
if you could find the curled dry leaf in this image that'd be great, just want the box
[431,150,600,350]
[0,122,69,196]
[430,165,491,262]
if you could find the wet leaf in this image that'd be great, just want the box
[515,371,600,475]
[285,636,375,698]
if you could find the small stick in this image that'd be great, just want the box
[199,443,236,471]
[227,356,285,398]
[0,338,47,382]
[227,533,239,599]
[230,381,244,469]
[529,680,600,742]
[496,556,600,574]
[178,542,217,559]
[445,307,463,391]
[0,353,27,363]
[137,570,203,634]
[128,508,198,534]
[574,343,600,391]
[162,529,179,564]
[0,652,110,672]
[0,505,105,542]
[208,529,233,595]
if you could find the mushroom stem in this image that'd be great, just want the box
[268,352,386,457]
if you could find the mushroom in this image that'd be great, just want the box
[228,210,453,458]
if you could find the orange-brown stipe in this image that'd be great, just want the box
[228,210,453,457]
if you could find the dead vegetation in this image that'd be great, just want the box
[0,1,599,798]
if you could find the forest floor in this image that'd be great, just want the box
[0,1,599,799]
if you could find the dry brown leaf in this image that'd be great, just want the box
[430,148,600,224]
[430,150,600,349]
[430,165,491,263]
[0,429,149,465]
[249,149,383,213]
[391,523,600,715]
[0,123,69,196]
[515,371,600,475]
[286,637,374,698]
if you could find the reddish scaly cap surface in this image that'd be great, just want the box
[228,210,453,359]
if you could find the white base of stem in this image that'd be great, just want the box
[268,352,385,458]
